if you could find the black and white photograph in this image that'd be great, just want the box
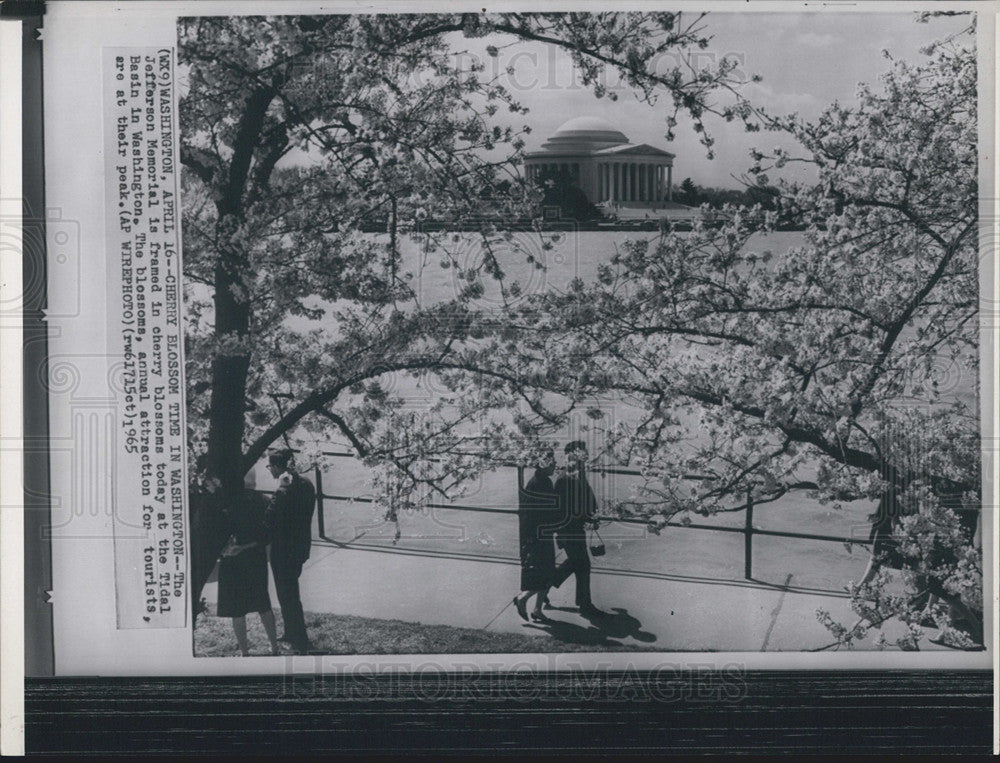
[2,0,996,755]
[175,11,987,657]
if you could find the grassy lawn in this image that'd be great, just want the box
[194,607,667,656]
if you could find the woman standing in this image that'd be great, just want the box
[513,452,559,622]
[217,469,279,656]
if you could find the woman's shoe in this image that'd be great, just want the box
[513,596,528,622]
[530,611,547,623]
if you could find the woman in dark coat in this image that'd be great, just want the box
[513,452,559,622]
[217,470,279,656]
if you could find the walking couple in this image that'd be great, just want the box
[216,450,317,655]
[514,440,605,622]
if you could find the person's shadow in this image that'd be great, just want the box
[525,607,657,647]
[523,617,622,648]
[584,607,657,644]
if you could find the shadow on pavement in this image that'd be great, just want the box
[584,607,657,643]
[522,618,623,647]
[524,607,656,647]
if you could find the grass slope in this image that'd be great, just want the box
[194,608,666,656]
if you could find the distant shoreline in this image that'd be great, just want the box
[359,219,809,234]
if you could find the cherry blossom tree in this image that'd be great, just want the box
[473,17,982,648]
[179,13,749,617]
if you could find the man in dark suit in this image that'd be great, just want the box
[263,450,316,654]
[552,440,604,618]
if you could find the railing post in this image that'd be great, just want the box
[314,465,325,539]
[517,465,524,493]
[744,490,754,580]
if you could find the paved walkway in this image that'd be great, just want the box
[200,534,916,652]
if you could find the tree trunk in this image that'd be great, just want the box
[187,85,275,621]
[191,238,252,621]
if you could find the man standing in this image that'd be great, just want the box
[552,440,604,618]
[263,450,316,654]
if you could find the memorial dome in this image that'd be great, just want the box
[523,115,676,209]
[540,116,630,152]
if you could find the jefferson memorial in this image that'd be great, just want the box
[524,116,677,210]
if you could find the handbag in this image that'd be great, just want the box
[589,526,606,557]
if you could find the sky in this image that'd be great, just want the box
[451,12,974,188]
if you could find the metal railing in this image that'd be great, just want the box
[262,449,889,582]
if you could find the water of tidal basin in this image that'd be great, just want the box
[248,229,976,594]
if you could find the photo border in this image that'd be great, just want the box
[9,0,998,754]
